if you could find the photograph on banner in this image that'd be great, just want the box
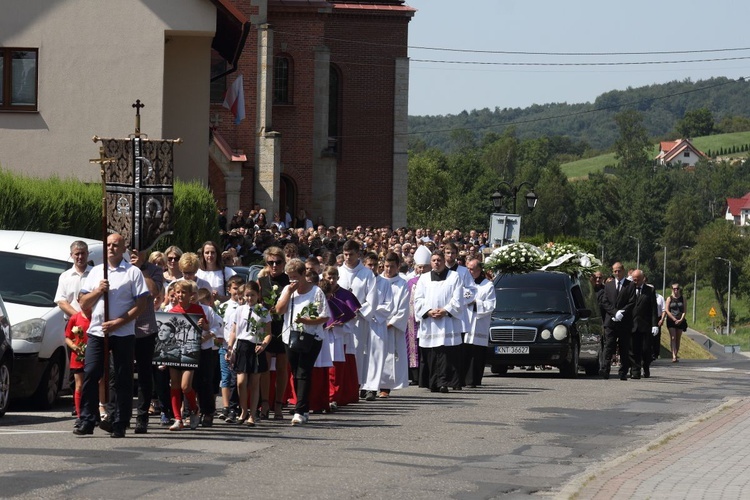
[153,311,201,369]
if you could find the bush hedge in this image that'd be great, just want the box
[0,168,219,252]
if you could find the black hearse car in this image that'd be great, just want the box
[486,271,602,377]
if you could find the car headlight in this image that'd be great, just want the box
[13,318,46,343]
[541,329,551,340]
[552,324,568,340]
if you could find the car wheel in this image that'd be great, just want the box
[0,357,10,417]
[490,364,508,375]
[32,354,63,409]
[559,341,579,378]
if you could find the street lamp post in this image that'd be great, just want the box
[627,235,640,269]
[655,242,667,297]
[681,246,697,324]
[491,181,538,215]
[715,257,732,335]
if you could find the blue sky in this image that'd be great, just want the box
[406,0,750,116]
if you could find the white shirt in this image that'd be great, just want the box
[281,286,330,343]
[54,265,92,316]
[81,259,148,338]
[196,268,237,295]
[233,304,272,343]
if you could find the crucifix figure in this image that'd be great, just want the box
[132,99,144,136]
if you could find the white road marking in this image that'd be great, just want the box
[692,367,733,372]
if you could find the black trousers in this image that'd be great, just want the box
[428,345,462,389]
[286,340,323,414]
[462,343,487,387]
[81,335,135,430]
[652,327,662,359]
[134,334,156,424]
[630,330,652,374]
[602,326,631,376]
[195,349,218,415]
[418,346,432,388]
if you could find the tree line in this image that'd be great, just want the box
[409,77,750,154]
[407,110,750,322]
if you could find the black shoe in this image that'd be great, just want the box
[201,414,214,428]
[359,390,367,399]
[98,418,113,433]
[600,370,609,380]
[365,391,376,401]
[644,367,651,378]
[71,409,78,417]
[73,424,94,436]
[619,374,628,381]
[452,386,462,390]
[111,426,126,438]
[73,418,82,429]
[429,387,439,393]
[631,374,641,379]
[439,386,449,393]
[225,411,237,424]
[134,422,148,434]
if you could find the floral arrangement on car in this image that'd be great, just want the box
[539,242,602,278]
[484,242,545,275]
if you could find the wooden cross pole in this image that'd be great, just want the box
[89,146,116,403]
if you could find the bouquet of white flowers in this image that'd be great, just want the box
[540,242,601,278]
[484,242,544,275]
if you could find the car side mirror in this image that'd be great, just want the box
[577,308,591,319]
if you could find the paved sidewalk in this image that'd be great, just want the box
[561,398,750,499]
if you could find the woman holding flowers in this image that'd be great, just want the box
[258,246,290,420]
[274,258,330,425]
[226,281,272,426]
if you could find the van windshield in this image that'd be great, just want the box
[0,252,71,307]
[494,288,571,314]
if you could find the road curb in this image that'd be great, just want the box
[556,397,743,499]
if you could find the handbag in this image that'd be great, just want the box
[287,295,314,353]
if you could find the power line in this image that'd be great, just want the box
[411,56,750,67]
[409,46,750,57]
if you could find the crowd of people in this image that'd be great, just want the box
[54,205,688,438]
[58,220,498,437]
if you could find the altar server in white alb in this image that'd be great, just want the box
[413,250,464,393]
[443,242,476,388]
[337,239,378,393]
[359,252,393,401]
[378,251,410,397]
[462,258,496,387]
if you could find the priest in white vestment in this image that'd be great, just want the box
[379,252,410,395]
[337,240,378,392]
[463,258,496,387]
[413,251,464,392]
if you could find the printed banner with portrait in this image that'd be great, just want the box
[153,311,201,369]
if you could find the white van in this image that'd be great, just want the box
[0,231,102,408]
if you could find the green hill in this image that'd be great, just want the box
[561,131,750,179]
[409,77,750,153]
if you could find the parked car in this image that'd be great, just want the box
[0,231,102,407]
[231,264,264,283]
[0,293,13,417]
[486,271,603,377]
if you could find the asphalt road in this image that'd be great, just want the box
[2,355,749,499]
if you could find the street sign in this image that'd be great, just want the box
[708,307,717,317]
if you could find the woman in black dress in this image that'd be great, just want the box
[665,283,687,362]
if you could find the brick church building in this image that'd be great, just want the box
[208,0,415,229]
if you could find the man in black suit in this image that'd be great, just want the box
[598,262,637,380]
[630,270,659,378]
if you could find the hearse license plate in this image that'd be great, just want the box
[495,346,529,354]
